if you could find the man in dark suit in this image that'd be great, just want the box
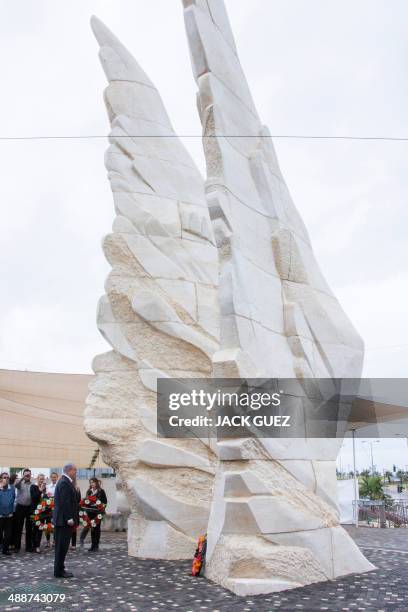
[53,463,78,578]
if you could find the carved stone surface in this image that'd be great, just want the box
[85,15,219,559]
[85,0,374,594]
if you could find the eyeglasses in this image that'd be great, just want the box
[2,476,9,479]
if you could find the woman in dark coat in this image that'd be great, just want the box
[30,474,47,553]
[79,478,107,552]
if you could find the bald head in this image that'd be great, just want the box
[63,463,77,480]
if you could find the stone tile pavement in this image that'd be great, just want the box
[0,527,407,611]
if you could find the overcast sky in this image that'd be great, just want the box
[0,1,407,468]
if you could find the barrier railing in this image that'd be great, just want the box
[353,499,408,527]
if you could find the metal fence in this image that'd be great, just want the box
[353,499,408,527]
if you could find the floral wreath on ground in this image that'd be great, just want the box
[191,534,207,576]
[31,497,54,532]
[79,495,106,528]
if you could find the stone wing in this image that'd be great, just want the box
[85,17,219,555]
[88,16,219,402]
[181,1,372,593]
[183,0,363,381]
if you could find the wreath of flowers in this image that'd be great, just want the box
[31,497,54,532]
[79,494,106,528]
[191,534,207,576]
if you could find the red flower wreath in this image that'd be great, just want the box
[191,534,207,576]
[79,494,106,528]
[31,497,54,532]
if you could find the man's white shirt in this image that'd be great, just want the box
[46,482,57,496]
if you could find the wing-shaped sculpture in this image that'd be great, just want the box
[183,0,362,381]
[85,16,219,558]
[182,0,373,593]
[86,2,374,595]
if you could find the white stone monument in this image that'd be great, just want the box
[85,0,374,594]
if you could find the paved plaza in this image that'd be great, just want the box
[0,527,407,612]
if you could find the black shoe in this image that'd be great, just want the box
[87,546,98,552]
[54,571,74,578]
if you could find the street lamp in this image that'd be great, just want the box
[351,429,359,527]
[395,434,408,489]
[361,440,380,475]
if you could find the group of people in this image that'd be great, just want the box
[0,463,107,578]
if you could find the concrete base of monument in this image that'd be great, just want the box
[204,533,376,596]
[226,578,304,596]
[127,514,196,560]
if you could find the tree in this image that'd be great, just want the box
[359,475,392,504]
[384,470,393,484]
[397,470,407,484]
